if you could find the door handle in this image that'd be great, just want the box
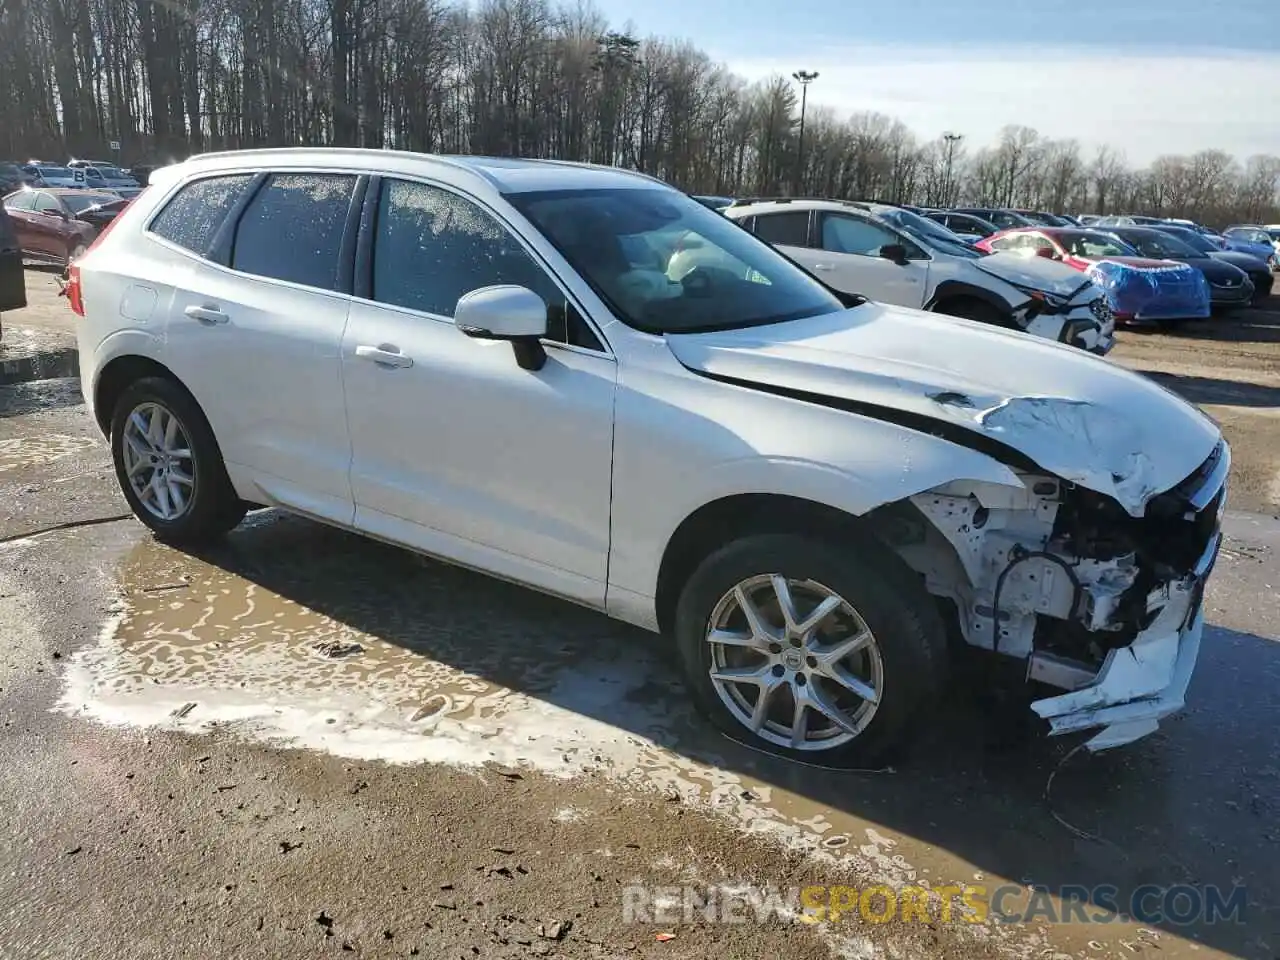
[811,263,835,271]
[183,304,228,324]
[355,344,414,369]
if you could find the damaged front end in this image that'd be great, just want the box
[1014,286,1116,356]
[882,440,1228,751]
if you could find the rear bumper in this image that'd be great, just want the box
[1030,530,1220,751]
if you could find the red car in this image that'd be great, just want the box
[976,227,1212,323]
[974,226,1171,272]
[0,187,115,267]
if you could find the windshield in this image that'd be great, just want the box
[878,208,985,258]
[1056,231,1136,257]
[1115,230,1197,259]
[94,166,125,178]
[507,188,845,334]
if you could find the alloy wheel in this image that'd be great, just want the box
[705,574,884,751]
[121,401,197,521]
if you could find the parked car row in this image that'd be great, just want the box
[1,158,145,199]
[67,148,1228,764]
[692,196,1270,331]
[975,225,1272,321]
[712,197,1115,353]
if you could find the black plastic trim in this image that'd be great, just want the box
[206,171,269,266]
[334,175,369,296]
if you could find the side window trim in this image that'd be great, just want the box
[207,171,270,265]
[356,174,610,356]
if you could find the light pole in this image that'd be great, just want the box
[942,132,963,206]
[792,70,819,196]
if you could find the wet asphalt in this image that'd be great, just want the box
[0,369,1277,959]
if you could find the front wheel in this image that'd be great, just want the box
[110,376,246,544]
[674,533,947,767]
[65,242,87,269]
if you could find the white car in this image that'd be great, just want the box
[719,199,1114,354]
[68,149,1225,762]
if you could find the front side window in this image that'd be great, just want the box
[232,173,357,289]
[821,214,901,256]
[371,179,600,350]
[508,187,844,334]
[150,174,255,257]
[752,211,810,247]
[34,193,61,215]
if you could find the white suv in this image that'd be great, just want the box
[720,199,1114,354]
[68,149,1224,762]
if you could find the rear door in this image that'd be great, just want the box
[162,171,363,526]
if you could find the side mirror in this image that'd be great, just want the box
[879,244,909,265]
[454,285,549,371]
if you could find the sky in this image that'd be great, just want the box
[586,0,1279,166]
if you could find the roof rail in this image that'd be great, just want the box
[728,196,797,207]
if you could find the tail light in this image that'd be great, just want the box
[65,189,147,318]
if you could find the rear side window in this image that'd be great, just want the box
[4,192,35,212]
[150,174,254,257]
[752,211,810,247]
[232,173,357,290]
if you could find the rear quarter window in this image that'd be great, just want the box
[149,174,255,258]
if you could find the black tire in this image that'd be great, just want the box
[933,297,1007,328]
[110,375,246,544]
[674,533,947,767]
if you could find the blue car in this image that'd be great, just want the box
[1222,226,1276,266]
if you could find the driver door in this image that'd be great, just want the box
[341,178,617,606]
[810,212,929,307]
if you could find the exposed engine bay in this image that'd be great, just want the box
[873,441,1228,750]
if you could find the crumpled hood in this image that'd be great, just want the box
[974,253,1097,298]
[666,303,1221,516]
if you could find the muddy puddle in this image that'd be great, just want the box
[50,510,1264,960]
[0,432,100,473]
[0,326,78,386]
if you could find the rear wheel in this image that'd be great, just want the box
[674,533,947,767]
[110,376,246,544]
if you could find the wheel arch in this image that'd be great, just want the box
[925,279,1014,320]
[653,492,943,637]
[93,354,188,437]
